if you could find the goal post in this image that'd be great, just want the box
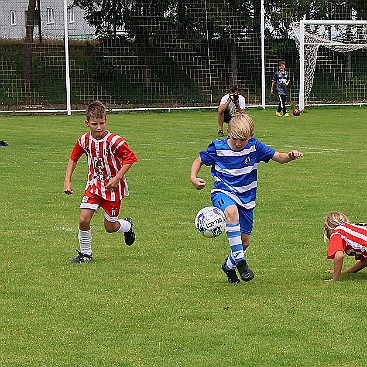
[294,19,367,111]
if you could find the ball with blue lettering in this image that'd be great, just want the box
[195,206,226,238]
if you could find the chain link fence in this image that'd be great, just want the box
[0,0,366,112]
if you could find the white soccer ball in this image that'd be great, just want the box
[195,206,226,238]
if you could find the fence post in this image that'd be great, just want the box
[63,0,71,115]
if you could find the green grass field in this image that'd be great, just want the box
[1,107,367,367]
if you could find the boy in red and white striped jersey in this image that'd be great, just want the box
[64,100,138,263]
[324,211,367,281]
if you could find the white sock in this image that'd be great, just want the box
[78,229,92,256]
[117,219,131,233]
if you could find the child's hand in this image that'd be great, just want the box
[288,150,303,160]
[106,177,119,191]
[64,182,74,195]
[325,270,335,282]
[191,177,206,190]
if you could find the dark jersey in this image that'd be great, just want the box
[272,70,289,95]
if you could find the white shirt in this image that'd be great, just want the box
[220,93,246,116]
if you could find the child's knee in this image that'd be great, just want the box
[104,220,119,233]
[224,205,239,223]
[79,217,91,230]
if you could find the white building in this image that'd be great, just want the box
[0,0,95,40]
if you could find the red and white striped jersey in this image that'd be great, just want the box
[70,131,137,201]
[327,223,367,260]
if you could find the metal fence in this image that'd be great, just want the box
[0,0,366,113]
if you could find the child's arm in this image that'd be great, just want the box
[190,156,206,190]
[270,81,275,94]
[325,250,344,282]
[285,75,290,87]
[218,99,231,114]
[272,150,303,164]
[105,164,133,192]
[64,159,77,195]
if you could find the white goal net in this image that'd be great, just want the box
[292,20,367,110]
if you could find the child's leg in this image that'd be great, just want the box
[101,200,125,233]
[234,209,254,282]
[277,95,282,113]
[224,214,254,281]
[104,215,131,233]
[226,222,245,262]
[224,205,245,266]
[280,95,287,114]
[224,253,236,270]
[75,192,102,259]
[102,200,136,246]
[212,193,244,267]
[212,192,254,282]
[78,208,94,256]
[344,259,367,274]
[241,233,251,252]
[224,232,251,270]
[104,215,135,246]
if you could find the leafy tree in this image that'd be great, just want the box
[72,0,364,88]
[73,0,128,37]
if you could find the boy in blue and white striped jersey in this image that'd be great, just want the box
[190,113,303,284]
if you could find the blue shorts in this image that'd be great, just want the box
[211,191,254,235]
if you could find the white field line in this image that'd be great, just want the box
[283,145,348,152]
[54,226,76,232]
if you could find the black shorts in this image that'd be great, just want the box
[224,109,231,124]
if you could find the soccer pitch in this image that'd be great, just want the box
[1,107,367,366]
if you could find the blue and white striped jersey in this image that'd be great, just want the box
[199,138,275,209]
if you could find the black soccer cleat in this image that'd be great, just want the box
[70,251,92,263]
[221,262,240,284]
[124,217,135,246]
[218,130,224,138]
[236,260,254,282]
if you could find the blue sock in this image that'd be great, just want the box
[226,222,244,265]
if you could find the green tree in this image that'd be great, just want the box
[73,0,128,37]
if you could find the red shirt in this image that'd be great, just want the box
[327,223,367,260]
[70,132,137,201]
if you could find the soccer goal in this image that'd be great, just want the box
[292,20,367,110]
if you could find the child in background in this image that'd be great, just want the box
[64,100,138,263]
[324,211,367,281]
[190,113,303,284]
[270,60,290,117]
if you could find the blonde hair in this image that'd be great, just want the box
[323,211,349,242]
[228,112,254,140]
[86,100,106,121]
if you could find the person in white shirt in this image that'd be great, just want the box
[217,86,246,138]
